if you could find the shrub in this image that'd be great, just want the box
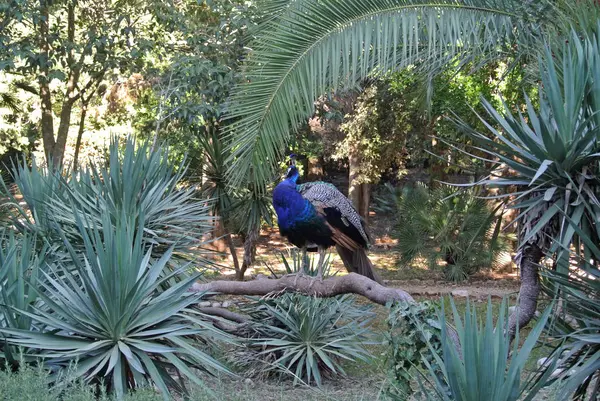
[419,297,553,401]
[394,183,511,281]
[0,210,231,399]
[235,293,374,386]
[264,249,337,279]
[385,300,442,399]
[0,362,164,401]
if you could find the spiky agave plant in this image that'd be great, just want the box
[537,215,600,400]
[0,232,49,366]
[0,210,231,399]
[235,294,374,386]
[3,138,215,269]
[419,297,554,401]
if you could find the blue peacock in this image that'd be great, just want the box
[272,158,381,283]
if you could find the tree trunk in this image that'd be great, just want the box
[348,152,361,211]
[225,233,240,274]
[236,227,259,280]
[38,0,55,165]
[507,244,543,338]
[72,102,88,172]
[53,3,79,168]
[53,98,77,167]
[359,183,370,224]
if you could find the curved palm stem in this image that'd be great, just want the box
[225,0,551,190]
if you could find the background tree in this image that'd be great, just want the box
[0,0,162,167]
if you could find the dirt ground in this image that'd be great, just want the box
[208,209,521,300]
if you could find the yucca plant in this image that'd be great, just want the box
[0,210,231,399]
[419,297,554,401]
[450,25,600,335]
[394,183,509,281]
[0,232,48,365]
[264,249,336,279]
[55,138,214,260]
[237,294,374,386]
[537,214,600,400]
[3,138,214,268]
[1,157,70,240]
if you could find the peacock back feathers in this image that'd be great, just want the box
[297,181,370,248]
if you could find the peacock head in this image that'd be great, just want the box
[285,165,300,183]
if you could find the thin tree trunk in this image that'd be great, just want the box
[226,233,240,274]
[507,244,543,338]
[38,0,55,164]
[52,2,81,168]
[359,183,370,224]
[73,102,88,172]
[236,228,258,280]
[348,152,361,211]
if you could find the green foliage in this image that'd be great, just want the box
[265,249,336,279]
[539,217,600,399]
[224,0,567,193]
[0,211,230,399]
[453,25,600,270]
[333,64,531,185]
[420,297,553,401]
[236,294,374,387]
[393,183,510,281]
[0,362,164,401]
[5,138,214,265]
[0,0,165,165]
[542,267,600,400]
[385,300,442,399]
[0,232,48,365]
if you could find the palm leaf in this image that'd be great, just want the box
[224,0,560,190]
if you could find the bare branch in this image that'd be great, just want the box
[190,273,414,305]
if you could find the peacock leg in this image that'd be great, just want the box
[292,246,308,286]
[301,246,309,273]
[316,246,326,281]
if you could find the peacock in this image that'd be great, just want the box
[272,159,381,283]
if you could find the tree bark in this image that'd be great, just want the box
[507,244,543,338]
[226,232,241,274]
[73,102,88,172]
[191,273,414,305]
[38,0,55,164]
[52,2,80,168]
[360,182,371,225]
[348,152,361,211]
[236,227,258,280]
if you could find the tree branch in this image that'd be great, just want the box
[197,307,248,324]
[190,273,414,305]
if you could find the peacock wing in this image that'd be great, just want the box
[298,182,371,248]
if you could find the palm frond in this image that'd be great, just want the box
[225,0,558,190]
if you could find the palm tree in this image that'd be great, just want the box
[224,0,600,331]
